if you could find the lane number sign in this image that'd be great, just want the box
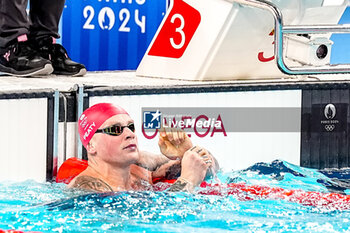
[148,0,201,58]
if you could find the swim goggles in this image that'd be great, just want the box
[95,123,135,136]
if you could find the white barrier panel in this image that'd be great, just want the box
[136,0,347,80]
[0,98,48,182]
[58,122,78,171]
[89,90,301,171]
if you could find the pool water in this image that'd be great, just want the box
[1,160,350,233]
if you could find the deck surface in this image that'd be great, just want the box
[1,71,350,93]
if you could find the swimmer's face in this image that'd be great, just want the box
[89,114,139,165]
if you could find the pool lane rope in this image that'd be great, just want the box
[57,157,350,210]
[0,230,41,233]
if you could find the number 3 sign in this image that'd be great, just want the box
[148,0,201,59]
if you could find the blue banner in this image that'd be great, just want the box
[62,0,167,71]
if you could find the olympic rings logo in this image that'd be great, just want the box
[325,124,335,132]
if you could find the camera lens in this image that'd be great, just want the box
[316,45,328,59]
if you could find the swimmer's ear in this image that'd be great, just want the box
[86,142,97,155]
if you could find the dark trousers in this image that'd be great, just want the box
[0,0,65,50]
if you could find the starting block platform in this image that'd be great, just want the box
[137,0,350,80]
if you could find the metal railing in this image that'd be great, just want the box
[232,0,350,75]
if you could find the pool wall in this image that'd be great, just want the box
[1,80,349,182]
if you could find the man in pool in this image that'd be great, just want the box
[68,103,218,192]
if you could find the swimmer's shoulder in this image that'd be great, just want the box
[68,172,113,192]
[130,164,153,184]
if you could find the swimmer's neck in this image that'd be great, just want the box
[87,159,133,191]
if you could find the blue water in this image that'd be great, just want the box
[1,160,350,233]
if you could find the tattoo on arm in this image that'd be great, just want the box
[168,179,189,192]
[165,162,181,179]
[72,176,114,192]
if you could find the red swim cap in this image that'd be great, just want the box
[78,103,129,147]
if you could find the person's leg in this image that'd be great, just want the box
[0,0,29,51]
[29,0,87,76]
[29,0,64,39]
[0,0,53,76]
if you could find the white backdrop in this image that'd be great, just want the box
[90,89,302,171]
[0,98,48,182]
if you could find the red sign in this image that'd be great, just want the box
[148,0,201,59]
[258,29,275,62]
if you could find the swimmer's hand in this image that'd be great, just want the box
[168,148,211,192]
[158,127,193,160]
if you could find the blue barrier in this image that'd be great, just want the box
[62,0,167,71]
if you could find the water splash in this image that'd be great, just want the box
[1,160,350,233]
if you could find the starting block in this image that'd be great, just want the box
[136,0,350,80]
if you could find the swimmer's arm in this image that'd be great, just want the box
[139,150,220,179]
[168,177,194,192]
[68,176,114,192]
[152,160,181,180]
[137,151,170,171]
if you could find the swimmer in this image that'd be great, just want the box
[68,103,218,192]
